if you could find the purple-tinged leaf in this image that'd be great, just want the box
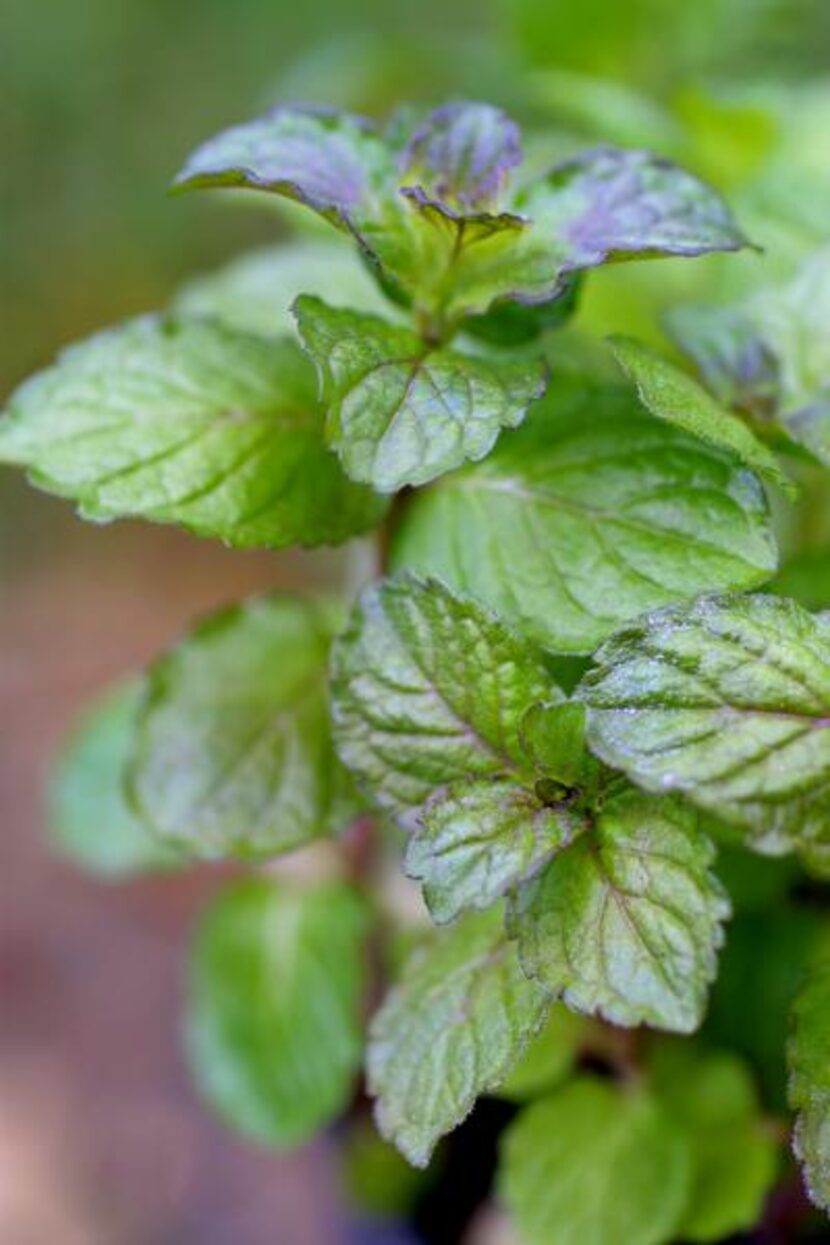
[402,101,522,211]
[516,147,749,276]
[173,105,396,229]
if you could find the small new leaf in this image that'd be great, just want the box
[609,334,795,497]
[185,878,368,1148]
[294,296,546,492]
[579,594,830,853]
[131,594,352,861]
[367,909,548,1166]
[506,786,729,1032]
[392,375,777,653]
[406,778,586,924]
[331,573,562,819]
[0,317,384,548]
[500,1077,692,1245]
[402,101,522,211]
[519,701,587,786]
[789,961,830,1212]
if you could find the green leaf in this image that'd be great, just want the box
[173,105,396,232]
[367,909,548,1167]
[0,317,385,548]
[497,1004,586,1101]
[185,878,368,1148]
[789,961,830,1212]
[49,679,179,879]
[500,1077,692,1245]
[331,573,562,820]
[650,1045,779,1242]
[392,375,777,654]
[506,786,729,1032]
[174,240,391,338]
[294,296,546,492]
[519,701,587,786]
[130,594,352,861]
[578,593,830,852]
[406,778,587,924]
[609,334,795,497]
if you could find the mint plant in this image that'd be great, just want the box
[4,99,830,1242]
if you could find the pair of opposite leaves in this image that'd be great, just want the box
[0,99,754,529]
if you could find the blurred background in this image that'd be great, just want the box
[2,1,829,1241]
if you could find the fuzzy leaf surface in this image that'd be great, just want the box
[367,909,548,1166]
[131,595,352,861]
[500,1077,692,1245]
[392,377,777,653]
[401,101,521,210]
[579,594,830,852]
[331,573,561,819]
[0,317,384,548]
[185,879,368,1148]
[294,297,546,492]
[506,786,729,1032]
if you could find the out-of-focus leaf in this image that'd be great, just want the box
[131,595,352,861]
[500,1077,692,1245]
[185,878,368,1148]
[49,679,179,878]
[650,1044,779,1241]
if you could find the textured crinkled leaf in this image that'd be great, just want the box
[173,105,396,230]
[406,778,587,923]
[331,573,562,819]
[610,334,794,496]
[131,595,352,861]
[506,787,729,1032]
[500,1077,692,1245]
[402,101,521,210]
[175,240,391,338]
[49,679,180,879]
[650,1045,779,1242]
[0,317,385,548]
[367,909,548,1166]
[392,376,777,654]
[497,1004,586,1101]
[294,297,546,492]
[515,146,747,274]
[789,961,830,1212]
[579,594,830,852]
[185,879,368,1148]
